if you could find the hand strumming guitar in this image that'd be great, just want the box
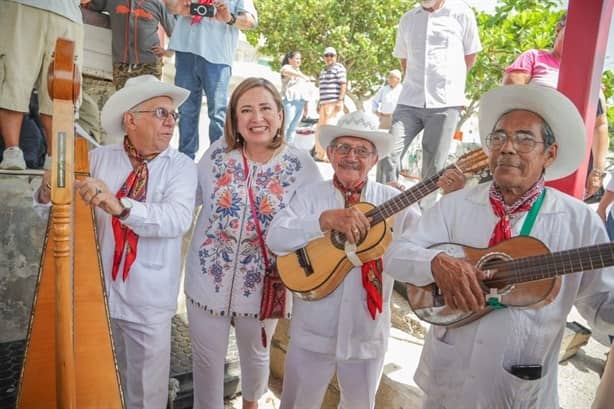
[431,253,486,312]
[319,206,371,244]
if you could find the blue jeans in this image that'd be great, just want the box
[283,98,305,145]
[174,51,231,159]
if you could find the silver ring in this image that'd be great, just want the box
[353,228,359,234]
[447,180,452,186]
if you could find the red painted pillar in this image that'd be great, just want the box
[548,0,613,198]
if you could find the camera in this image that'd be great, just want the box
[189,3,216,17]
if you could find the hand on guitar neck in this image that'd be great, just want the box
[437,168,466,194]
[431,253,487,312]
[319,206,371,244]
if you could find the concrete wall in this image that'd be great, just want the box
[0,176,47,343]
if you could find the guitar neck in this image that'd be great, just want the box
[488,242,614,285]
[365,171,443,224]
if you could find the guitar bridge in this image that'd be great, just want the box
[296,248,314,277]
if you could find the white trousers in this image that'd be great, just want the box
[111,318,172,409]
[187,302,278,409]
[280,344,386,409]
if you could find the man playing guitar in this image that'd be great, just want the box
[387,85,614,408]
[266,111,422,409]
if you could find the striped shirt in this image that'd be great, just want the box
[318,63,347,104]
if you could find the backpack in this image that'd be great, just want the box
[0,91,47,169]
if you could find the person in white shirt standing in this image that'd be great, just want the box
[371,69,403,130]
[35,75,197,409]
[377,0,481,184]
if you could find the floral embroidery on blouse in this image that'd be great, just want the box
[198,146,303,305]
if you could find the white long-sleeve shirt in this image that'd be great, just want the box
[266,179,421,360]
[386,183,614,408]
[34,144,197,324]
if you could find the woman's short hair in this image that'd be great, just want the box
[224,77,285,151]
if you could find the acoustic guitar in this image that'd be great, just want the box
[277,148,489,301]
[407,236,614,328]
[17,38,123,408]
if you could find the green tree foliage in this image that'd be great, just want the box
[247,0,608,133]
[245,0,406,103]
[462,0,562,126]
[602,70,614,150]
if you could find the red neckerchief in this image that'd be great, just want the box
[191,0,213,24]
[111,136,158,281]
[333,175,383,320]
[488,177,545,246]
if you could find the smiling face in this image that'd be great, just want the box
[328,136,379,188]
[124,96,176,156]
[488,110,557,200]
[235,86,283,150]
[289,52,302,68]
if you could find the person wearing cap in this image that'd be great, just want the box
[314,46,347,161]
[371,69,403,130]
[267,111,421,409]
[377,0,481,184]
[386,85,614,408]
[34,75,197,408]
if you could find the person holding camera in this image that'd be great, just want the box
[164,0,257,160]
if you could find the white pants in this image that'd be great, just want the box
[187,302,278,409]
[111,318,172,409]
[280,344,386,409]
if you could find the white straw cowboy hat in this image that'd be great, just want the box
[319,111,394,158]
[101,75,190,138]
[479,84,587,181]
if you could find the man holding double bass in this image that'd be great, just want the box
[387,85,614,408]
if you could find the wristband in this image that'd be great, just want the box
[226,12,237,25]
[591,168,607,178]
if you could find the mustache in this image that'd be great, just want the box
[496,158,522,168]
[339,160,361,170]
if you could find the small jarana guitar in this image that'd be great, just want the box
[277,148,489,301]
[407,236,614,328]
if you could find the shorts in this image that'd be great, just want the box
[0,2,83,115]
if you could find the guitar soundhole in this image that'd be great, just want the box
[331,230,365,250]
[476,252,515,294]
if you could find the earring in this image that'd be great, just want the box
[273,129,280,140]
[236,132,242,144]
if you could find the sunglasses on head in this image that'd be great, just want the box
[323,53,336,57]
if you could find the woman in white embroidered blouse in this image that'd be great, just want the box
[184,78,322,409]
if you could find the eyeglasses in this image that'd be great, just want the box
[131,107,180,121]
[484,131,546,153]
[323,54,336,57]
[331,143,374,158]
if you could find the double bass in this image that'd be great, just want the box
[17,38,123,408]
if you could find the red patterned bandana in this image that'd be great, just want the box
[111,136,158,281]
[488,176,545,246]
[333,176,382,319]
[191,0,213,24]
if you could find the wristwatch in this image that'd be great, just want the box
[226,12,237,25]
[117,197,133,220]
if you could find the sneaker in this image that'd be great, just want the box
[0,147,26,170]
